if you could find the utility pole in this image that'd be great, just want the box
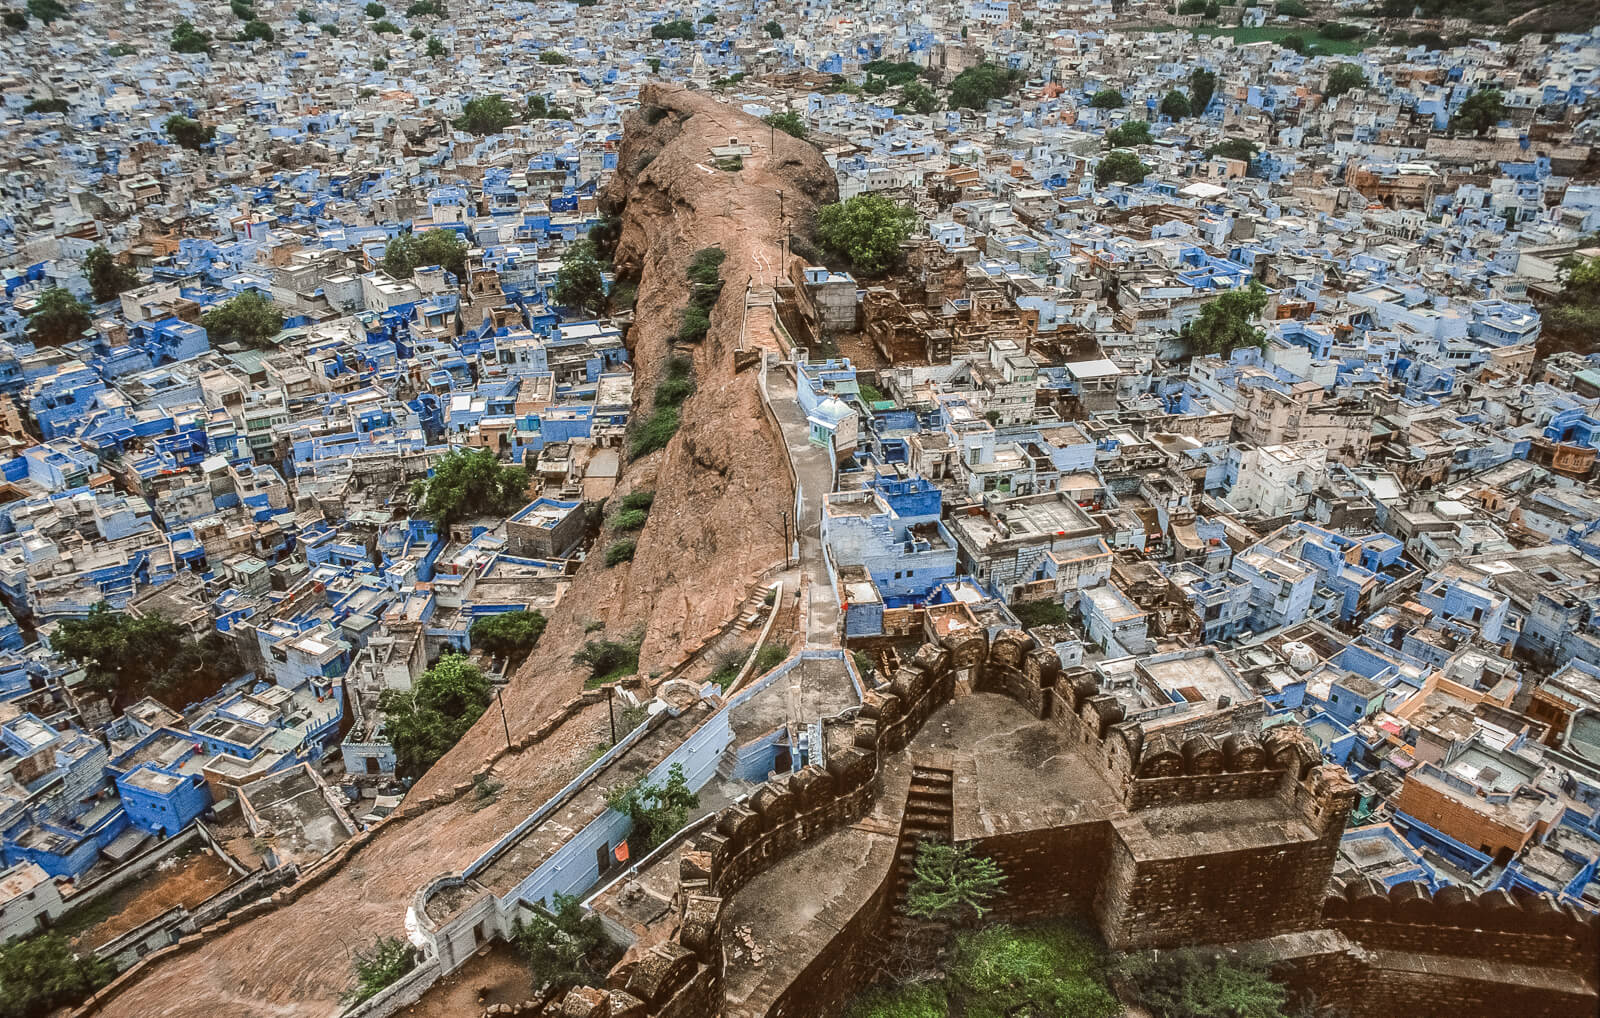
[495,687,511,750]
[605,685,617,745]
[776,189,787,282]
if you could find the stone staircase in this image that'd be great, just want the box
[886,760,955,943]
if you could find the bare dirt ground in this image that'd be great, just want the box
[392,941,531,1018]
[67,848,236,951]
[99,87,839,1018]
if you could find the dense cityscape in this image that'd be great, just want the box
[0,0,1596,1016]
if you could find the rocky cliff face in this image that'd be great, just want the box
[414,85,838,797]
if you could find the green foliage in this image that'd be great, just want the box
[607,762,698,852]
[469,610,547,663]
[342,936,416,1005]
[707,647,746,691]
[513,894,620,995]
[1279,33,1306,53]
[540,49,571,64]
[904,841,1005,923]
[1181,282,1269,356]
[604,539,636,566]
[202,291,282,347]
[1274,0,1307,14]
[383,228,468,279]
[321,22,339,34]
[699,12,715,23]
[373,19,400,33]
[108,42,136,55]
[857,381,885,404]
[1189,68,1216,114]
[816,194,918,276]
[365,1,385,15]
[630,406,679,459]
[25,286,91,346]
[51,602,243,709]
[650,18,693,39]
[654,365,693,408]
[0,932,113,1018]
[947,62,1021,110]
[613,508,649,531]
[426,35,446,56]
[239,20,274,42]
[410,448,529,527]
[1115,949,1291,1018]
[1318,21,1363,40]
[372,57,387,69]
[1450,89,1506,136]
[677,246,725,342]
[1089,88,1124,109]
[619,490,655,512]
[2,10,26,30]
[573,629,642,684]
[377,654,494,779]
[949,922,1119,1018]
[24,0,64,23]
[406,0,441,14]
[1095,149,1149,187]
[1105,120,1151,147]
[764,111,807,139]
[230,0,255,21]
[1205,137,1259,163]
[164,114,215,150]
[862,75,889,96]
[843,982,947,1018]
[647,57,660,72]
[763,19,782,37]
[555,239,606,316]
[527,94,573,120]
[1160,89,1192,118]
[23,96,67,114]
[171,19,212,52]
[899,80,939,115]
[1012,599,1069,629]
[1325,63,1367,99]
[1178,0,1207,14]
[296,7,314,22]
[753,642,786,675]
[409,26,424,39]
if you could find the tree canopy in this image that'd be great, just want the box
[1450,89,1506,136]
[239,19,273,42]
[650,18,694,39]
[1205,137,1259,163]
[454,94,518,135]
[905,842,1005,924]
[762,19,782,37]
[164,114,215,150]
[383,228,468,280]
[1325,63,1368,99]
[0,933,113,1018]
[84,246,139,304]
[51,603,244,709]
[1189,68,1217,115]
[816,194,918,276]
[513,893,621,996]
[202,291,283,347]
[1095,149,1149,188]
[23,96,68,114]
[606,761,698,853]
[25,287,91,346]
[764,111,807,139]
[1181,283,1270,356]
[377,654,494,779]
[554,239,606,316]
[1160,89,1192,119]
[170,20,212,53]
[899,80,939,115]
[469,610,547,664]
[24,0,65,24]
[947,62,1021,110]
[342,936,416,1006]
[1105,120,1151,148]
[410,448,529,527]
[1089,89,1124,109]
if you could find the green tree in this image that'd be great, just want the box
[1181,283,1269,355]
[572,629,642,683]
[1450,88,1506,136]
[170,19,212,53]
[904,841,1005,923]
[650,18,693,39]
[164,114,216,150]
[372,57,387,70]
[1115,949,1291,1018]
[406,0,440,13]
[0,933,114,1018]
[1325,63,1367,99]
[539,49,570,64]
[383,228,468,279]
[409,26,424,39]
[341,936,416,1006]
[377,654,494,779]
[647,56,660,72]
[365,1,384,14]
[469,610,547,663]
[1095,149,1149,187]
[203,291,282,347]
[1279,33,1306,53]
[108,42,136,55]
[238,19,273,42]
[320,22,338,34]
[816,194,918,276]
[23,96,67,114]
[373,18,399,33]
[699,12,715,22]
[1189,68,1216,115]
[1205,137,1259,163]
[83,246,138,304]
[3,10,26,30]
[947,62,1020,110]
[1105,120,1151,147]
[25,286,91,346]
[230,0,254,20]
[426,35,446,56]
[51,602,243,708]
[554,239,606,316]
[512,893,621,995]
[410,448,529,527]
[1160,89,1192,118]
[23,0,64,23]
[454,94,517,134]
[862,74,888,96]
[900,80,939,115]
[764,110,807,139]
[1274,0,1307,14]
[296,7,314,22]
[763,19,782,37]
[1089,88,1124,109]
[607,762,698,852]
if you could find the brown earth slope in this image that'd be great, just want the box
[93,85,835,1018]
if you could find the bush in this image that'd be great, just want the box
[604,539,636,566]
[946,62,1021,110]
[1274,0,1307,14]
[844,983,947,1018]
[342,936,416,1005]
[1160,89,1192,119]
[1012,599,1069,629]
[763,19,782,37]
[613,508,649,531]
[373,19,400,33]
[470,610,547,663]
[619,490,655,513]
[950,922,1119,1018]
[1095,149,1149,187]
[1319,21,1363,40]
[753,642,787,674]
[905,841,1005,923]
[764,111,807,139]
[364,1,385,15]
[573,630,642,683]
[631,407,680,459]
[1105,120,1151,147]
[384,228,468,279]
[164,113,215,149]
[607,762,698,852]
[1114,949,1292,1018]
[678,304,711,343]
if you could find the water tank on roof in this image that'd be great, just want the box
[1282,642,1316,674]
